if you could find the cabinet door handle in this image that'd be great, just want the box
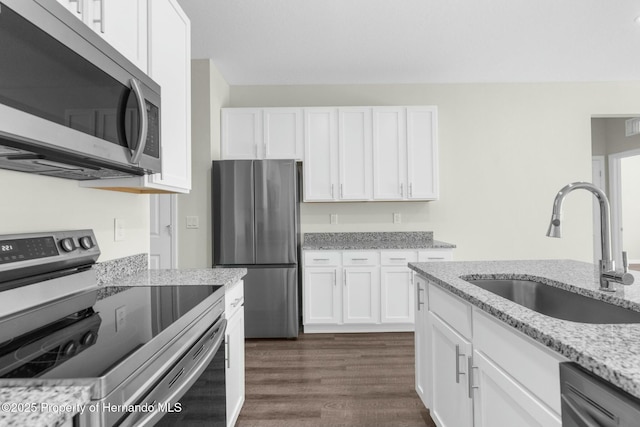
[468,356,478,399]
[340,184,344,198]
[409,183,413,197]
[343,270,347,286]
[264,143,268,156]
[225,335,231,368]
[400,183,404,197]
[417,285,424,310]
[333,270,336,286]
[331,184,335,198]
[70,0,82,14]
[99,0,105,33]
[455,345,466,384]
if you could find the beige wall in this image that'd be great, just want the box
[229,82,640,262]
[0,170,149,261]
[177,59,230,268]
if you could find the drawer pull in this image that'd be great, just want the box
[313,258,330,261]
[351,258,369,261]
[428,257,445,260]
[390,257,407,261]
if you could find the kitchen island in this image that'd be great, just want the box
[0,260,246,427]
[411,259,640,426]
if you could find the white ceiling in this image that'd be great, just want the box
[177,0,640,85]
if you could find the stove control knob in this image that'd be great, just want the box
[79,236,94,250]
[59,238,76,252]
[62,341,77,357]
[81,331,97,346]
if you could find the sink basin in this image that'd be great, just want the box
[466,278,640,324]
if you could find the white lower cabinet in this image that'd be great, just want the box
[415,277,566,427]
[429,312,474,427]
[343,267,379,324]
[414,276,430,408]
[225,280,245,427]
[303,249,453,333]
[303,267,341,324]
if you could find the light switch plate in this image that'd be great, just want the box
[115,306,126,332]
[330,214,338,224]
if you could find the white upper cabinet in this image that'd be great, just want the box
[81,0,192,193]
[407,107,439,200]
[338,108,373,200]
[221,108,303,160]
[264,109,303,159]
[303,108,339,201]
[57,0,148,72]
[372,106,438,201]
[373,107,406,200]
[222,109,263,159]
[303,105,438,202]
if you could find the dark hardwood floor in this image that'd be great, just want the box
[236,332,436,427]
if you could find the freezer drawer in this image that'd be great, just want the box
[243,267,298,338]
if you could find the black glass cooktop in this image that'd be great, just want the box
[0,285,222,379]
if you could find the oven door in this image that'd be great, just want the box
[120,316,227,427]
[0,0,161,176]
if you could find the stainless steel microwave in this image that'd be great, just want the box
[0,0,161,180]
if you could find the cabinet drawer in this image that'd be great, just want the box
[473,308,566,415]
[225,280,244,318]
[418,249,453,262]
[380,251,417,266]
[428,282,472,340]
[342,251,379,266]
[305,251,341,266]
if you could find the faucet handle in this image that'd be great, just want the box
[623,251,629,273]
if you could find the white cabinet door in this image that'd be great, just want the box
[373,107,406,200]
[264,108,303,160]
[147,0,191,192]
[342,267,379,324]
[338,108,372,200]
[380,266,414,324]
[414,276,431,408]
[226,307,245,427]
[473,350,561,427]
[303,108,338,201]
[304,267,341,324]
[407,107,438,200]
[429,312,474,427]
[222,109,263,159]
[88,0,148,72]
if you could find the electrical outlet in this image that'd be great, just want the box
[115,306,126,332]
[330,214,338,224]
[186,216,200,229]
[393,213,401,224]
[114,218,125,241]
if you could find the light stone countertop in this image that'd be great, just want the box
[0,260,247,427]
[408,259,640,400]
[0,385,92,427]
[302,231,456,250]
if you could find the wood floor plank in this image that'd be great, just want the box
[236,332,436,427]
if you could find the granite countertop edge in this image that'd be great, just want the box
[302,239,456,250]
[408,259,640,400]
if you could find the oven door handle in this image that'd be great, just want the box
[120,316,227,427]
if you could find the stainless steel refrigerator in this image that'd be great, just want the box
[212,160,300,338]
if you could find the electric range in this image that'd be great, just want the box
[0,230,226,426]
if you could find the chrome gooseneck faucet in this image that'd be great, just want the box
[546,181,634,291]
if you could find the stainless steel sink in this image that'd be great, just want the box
[466,278,640,324]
